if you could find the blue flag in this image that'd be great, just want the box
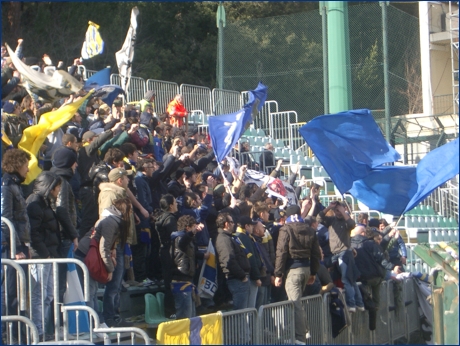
[209,82,267,163]
[300,109,459,215]
[84,68,110,90]
[299,109,400,194]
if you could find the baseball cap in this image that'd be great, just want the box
[238,216,257,228]
[108,168,131,182]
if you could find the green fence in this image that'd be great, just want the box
[222,2,421,123]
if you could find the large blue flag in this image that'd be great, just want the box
[299,109,400,194]
[84,68,110,90]
[209,82,267,163]
[300,109,459,215]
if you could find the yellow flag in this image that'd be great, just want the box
[1,130,13,147]
[18,91,94,184]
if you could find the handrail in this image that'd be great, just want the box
[2,315,39,344]
[2,216,17,259]
[2,259,27,312]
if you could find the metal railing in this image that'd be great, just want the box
[1,315,39,345]
[269,111,299,147]
[222,308,258,345]
[146,79,179,115]
[300,294,324,345]
[212,88,243,115]
[61,305,151,345]
[257,300,295,345]
[373,280,391,345]
[322,290,351,345]
[179,84,213,116]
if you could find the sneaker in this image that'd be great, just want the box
[306,332,311,340]
[142,278,155,287]
[121,280,130,288]
[348,307,356,313]
[357,306,366,312]
[294,340,305,345]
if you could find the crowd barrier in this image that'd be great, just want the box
[221,308,258,345]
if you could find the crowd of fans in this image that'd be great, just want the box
[1,40,408,344]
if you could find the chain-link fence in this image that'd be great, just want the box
[223,3,421,123]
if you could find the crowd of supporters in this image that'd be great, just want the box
[1,41,409,344]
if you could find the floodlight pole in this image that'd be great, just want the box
[217,2,226,90]
[381,1,391,142]
[319,1,329,115]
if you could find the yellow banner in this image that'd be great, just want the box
[18,91,93,184]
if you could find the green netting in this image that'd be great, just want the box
[223,3,421,123]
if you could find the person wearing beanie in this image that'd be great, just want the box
[274,203,321,344]
[139,90,156,113]
[50,146,80,307]
[167,168,186,198]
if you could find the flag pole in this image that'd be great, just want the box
[217,160,234,199]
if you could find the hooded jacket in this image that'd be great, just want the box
[50,166,78,241]
[26,171,62,258]
[77,205,123,273]
[166,99,187,128]
[215,228,251,280]
[155,211,177,247]
[1,172,30,246]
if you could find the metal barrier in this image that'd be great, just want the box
[110,73,122,88]
[128,76,147,103]
[289,122,307,151]
[179,84,212,116]
[61,305,151,345]
[388,279,406,342]
[11,258,90,343]
[300,294,324,345]
[85,69,97,79]
[350,284,373,345]
[212,88,243,115]
[146,79,179,115]
[221,308,258,345]
[2,217,17,258]
[2,315,39,345]
[373,280,391,345]
[322,290,351,345]
[404,277,420,337]
[406,244,432,274]
[253,100,279,136]
[257,300,295,345]
[269,111,298,147]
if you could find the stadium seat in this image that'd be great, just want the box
[145,293,169,324]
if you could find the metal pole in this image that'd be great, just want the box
[320,1,329,115]
[216,2,226,90]
[381,1,391,142]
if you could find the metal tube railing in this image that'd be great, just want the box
[2,216,17,259]
[2,315,40,345]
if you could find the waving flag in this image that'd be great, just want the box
[81,21,104,60]
[84,67,110,89]
[300,109,459,215]
[63,244,90,334]
[18,91,93,184]
[209,82,267,163]
[116,7,139,92]
[197,240,217,299]
[157,313,223,345]
[299,109,400,194]
[6,44,83,103]
[83,68,125,107]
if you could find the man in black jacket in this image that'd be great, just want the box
[215,212,251,311]
[274,205,321,344]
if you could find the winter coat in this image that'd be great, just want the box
[149,154,176,210]
[351,234,393,281]
[234,228,263,281]
[167,179,186,198]
[274,221,321,278]
[215,228,251,280]
[77,205,123,273]
[318,211,356,255]
[1,172,30,245]
[155,211,178,248]
[26,172,62,258]
[134,173,153,229]
[170,230,196,281]
[179,193,212,248]
[50,167,78,241]
[166,99,187,128]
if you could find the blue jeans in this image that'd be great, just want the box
[31,264,54,335]
[227,278,250,310]
[248,280,259,308]
[74,252,101,321]
[334,250,364,308]
[256,285,269,309]
[103,244,125,321]
[173,287,196,319]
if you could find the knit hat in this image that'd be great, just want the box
[213,184,226,197]
[52,146,77,169]
[202,171,217,183]
[187,126,198,137]
[285,204,301,217]
[108,168,130,182]
[272,208,286,221]
[3,100,17,114]
[183,167,196,179]
[82,131,97,142]
[368,219,380,228]
[113,99,123,107]
[144,90,156,101]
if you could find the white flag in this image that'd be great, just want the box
[115,7,139,92]
[197,240,218,299]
